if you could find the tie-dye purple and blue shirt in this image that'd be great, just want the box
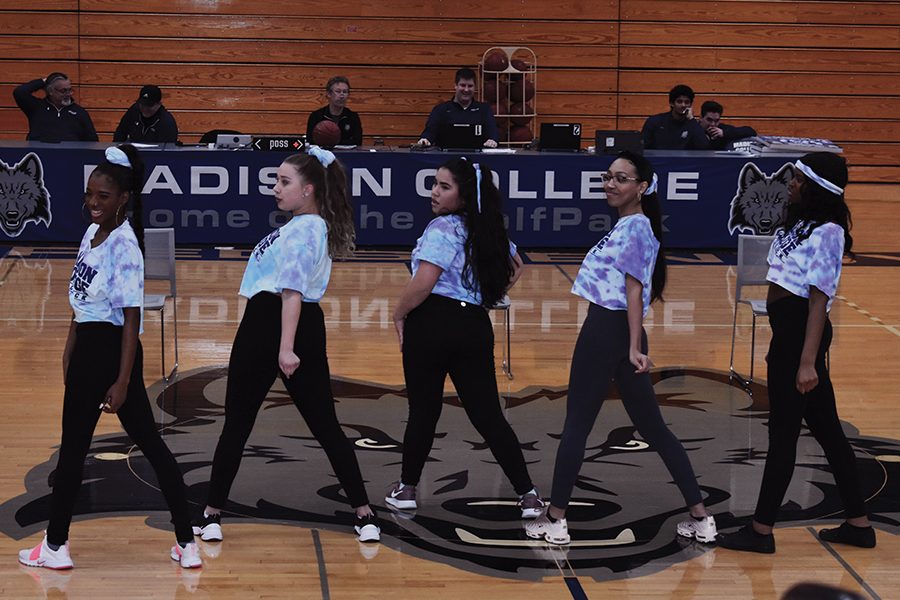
[411,214,517,306]
[69,220,144,332]
[571,214,659,317]
[767,220,844,311]
[239,214,331,302]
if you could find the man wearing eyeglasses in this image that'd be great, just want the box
[306,76,363,146]
[13,72,98,142]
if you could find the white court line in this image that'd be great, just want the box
[835,294,900,338]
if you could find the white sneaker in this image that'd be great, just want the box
[524,514,570,545]
[354,514,381,543]
[171,542,203,568]
[676,515,717,543]
[191,513,223,542]
[18,537,74,570]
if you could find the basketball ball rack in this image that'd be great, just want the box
[480,46,537,148]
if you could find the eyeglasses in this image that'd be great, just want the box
[600,172,640,185]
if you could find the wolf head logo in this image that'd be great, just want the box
[0,153,52,237]
[1,367,897,582]
[728,162,793,235]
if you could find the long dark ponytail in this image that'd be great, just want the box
[441,157,513,308]
[91,143,146,254]
[616,150,666,303]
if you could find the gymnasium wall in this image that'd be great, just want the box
[1,0,898,181]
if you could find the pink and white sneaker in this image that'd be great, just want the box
[18,537,74,570]
[170,542,203,569]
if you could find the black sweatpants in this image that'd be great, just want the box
[206,292,370,509]
[400,294,534,495]
[550,303,703,509]
[47,322,193,545]
[753,294,867,526]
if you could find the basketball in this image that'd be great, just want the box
[509,79,535,102]
[509,125,533,142]
[511,58,531,72]
[483,79,505,103]
[312,120,341,147]
[494,117,510,141]
[483,49,509,72]
[509,102,533,125]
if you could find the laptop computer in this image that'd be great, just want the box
[539,123,582,152]
[439,123,485,150]
[215,134,252,149]
[595,130,643,155]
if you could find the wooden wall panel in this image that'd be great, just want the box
[79,15,616,45]
[75,64,619,93]
[0,37,78,59]
[620,95,900,121]
[620,47,900,72]
[2,0,899,182]
[623,1,900,25]
[3,1,76,8]
[618,71,900,97]
[621,23,900,49]
[77,39,617,69]
[0,13,76,35]
[80,0,618,19]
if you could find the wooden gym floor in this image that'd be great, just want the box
[0,185,897,600]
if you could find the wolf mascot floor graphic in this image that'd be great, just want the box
[2,366,897,581]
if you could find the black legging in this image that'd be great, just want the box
[47,322,193,545]
[753,294,867,526]
[550,302,703,509]
[400,294,534,495]
[206,292,370,509]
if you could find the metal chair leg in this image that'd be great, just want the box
[500,306,513,380]
[749,313,757,383]
[160,306,167,381]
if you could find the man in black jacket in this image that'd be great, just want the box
[641,84,709,150]
[699,100,757,150]
[113,85,179,144]
[306,76,363,146]
[13,72,98,142]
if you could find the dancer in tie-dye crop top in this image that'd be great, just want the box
[719,152,875,554]
[527,151,716,546]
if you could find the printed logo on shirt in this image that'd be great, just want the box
[772,221,814,261]
[69,253,98,301]
[588,228,615,256]
[0,153,53,237]
[252,228,281,261]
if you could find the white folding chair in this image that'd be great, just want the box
[729,234,775,386]
[143,228,179,383]
[493,294,513,380]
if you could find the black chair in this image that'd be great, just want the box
[199,129,243,144]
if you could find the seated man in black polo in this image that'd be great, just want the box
[113,85,179,143]
[698,100,757,150]
[641,84,708,150]
[13,72,98,142]
[306,76,363,146]
[417,67,498,149]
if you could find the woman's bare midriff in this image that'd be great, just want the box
[767,282,795,303]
